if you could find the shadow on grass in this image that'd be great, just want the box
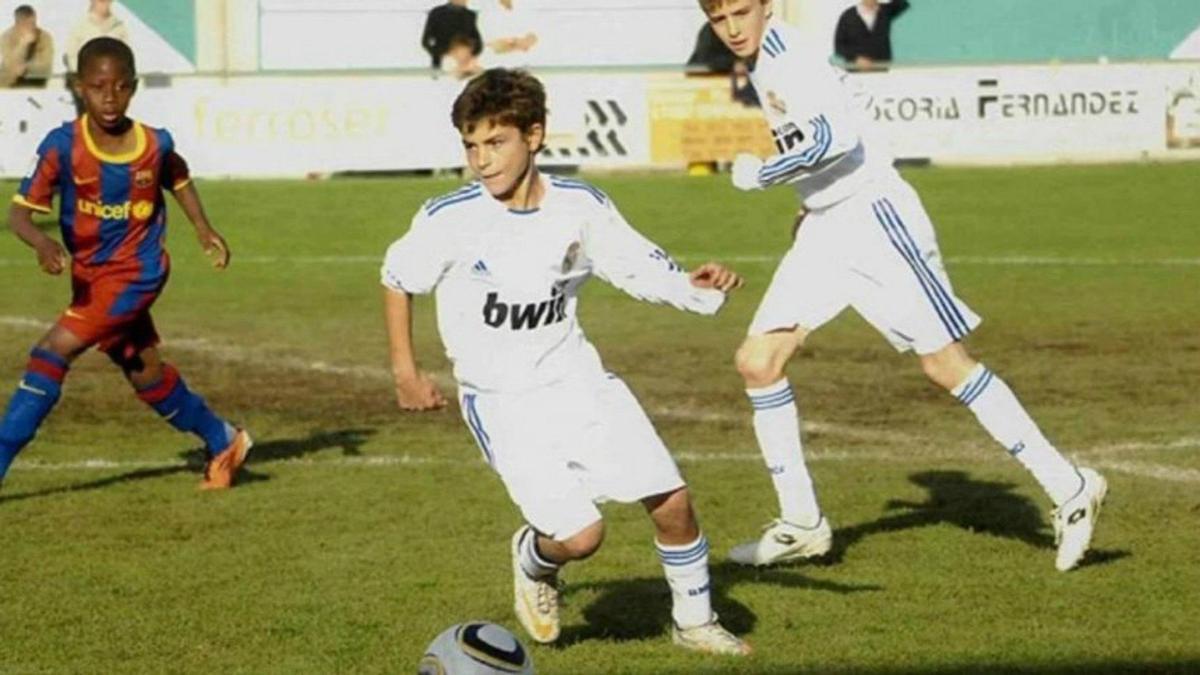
[554,561,881,648]
[0,427,375,504]
[822,470,1129,571]
[619,658,1200,675]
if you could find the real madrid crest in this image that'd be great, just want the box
[561,241,581,273]
[767,91,788,116]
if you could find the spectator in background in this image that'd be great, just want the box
[834,0,909,70]
[65,0,129,73]
[479,0,537,69]
[1,5,54,88]
[442,34,482,79]
[422,0,482,70]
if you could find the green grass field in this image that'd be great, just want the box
[1,163,1198,674]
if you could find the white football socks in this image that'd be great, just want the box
[746,379,822,527]
[656,534,713,629]
[518,528,560,581]
[953,364,1082,505]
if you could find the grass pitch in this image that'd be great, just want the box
[1,163,1198,674]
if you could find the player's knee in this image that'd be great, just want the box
[735,344,783,387]
[649,488,698,540]
[106,349,145,376]
[558,521,604,561]
[919,347,974,390]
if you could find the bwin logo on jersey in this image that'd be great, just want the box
[483,286,567,330]
[771,122,804,153]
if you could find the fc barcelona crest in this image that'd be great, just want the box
[134,169,155,188]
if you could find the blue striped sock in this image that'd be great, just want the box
[657,535,713,629]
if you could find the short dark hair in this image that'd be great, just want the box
[451,68,546,137]
[14,5,35,19]
[78,37,136,77]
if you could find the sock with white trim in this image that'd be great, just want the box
[953,364,1082,505]
[518,527,560,581]
[657,534,713,629]
[745,379,822,526]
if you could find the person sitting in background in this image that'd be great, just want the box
[480,0,538,69]
[65,0,129,73]
[422,0,482,70]
[0,5,54,88]
[442,33,483,79]
[834,0,909,70]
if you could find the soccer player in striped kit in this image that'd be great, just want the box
[697,0,1106,572]
[1,38,251,490]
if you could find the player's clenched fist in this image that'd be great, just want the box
[394,372,447,411]
[690,262,744,292]
[731,153,764,192]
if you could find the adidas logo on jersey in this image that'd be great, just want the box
[482,287,567,330]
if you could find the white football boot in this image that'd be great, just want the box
[511,526,561,643]
[729,516,833,566]
[1052,467,1108,572]
[672,613,752,656]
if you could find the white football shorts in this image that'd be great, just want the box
[750,174,981,354]
[458,371,685,540]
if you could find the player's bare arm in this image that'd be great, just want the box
[7,202,67,275]
[689,262,743,292]
[171,182,230,269]
[383,287,447,411]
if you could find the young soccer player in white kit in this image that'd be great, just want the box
[381,69,751,655]
[697,0,1107,572]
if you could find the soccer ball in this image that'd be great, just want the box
[418,621,534,675]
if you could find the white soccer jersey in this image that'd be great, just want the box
[749,19,895,209]
[381,174,724,393]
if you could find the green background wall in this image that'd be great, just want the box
[122,0,197,63]
[891,0,1200,63]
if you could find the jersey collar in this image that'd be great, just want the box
[80,115,147,164]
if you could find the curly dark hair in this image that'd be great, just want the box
[451,68,546,137]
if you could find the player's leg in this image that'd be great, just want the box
[729,217,847,566]
[580,374,747,654]
[462,387,598,644]
[105,316,250,490]
[643,488,750,655]
[921,342,1105,571]
[864,179,1105,571]
[0,326,90,482]
[736,328,826,533]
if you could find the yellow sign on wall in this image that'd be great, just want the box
[649,75,775,164]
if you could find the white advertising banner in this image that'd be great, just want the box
[1,62,1197,179]
[854,63,1176,163]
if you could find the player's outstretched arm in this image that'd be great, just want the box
[8,202,67,275]
[383,287,446,412]
[171,182,230,269]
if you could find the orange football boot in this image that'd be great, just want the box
[199,429,253,490]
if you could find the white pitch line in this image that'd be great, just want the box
[0,315,903,441]
[1,255,1198,267]
[4,314,1197,483]
[11,444,1200,484]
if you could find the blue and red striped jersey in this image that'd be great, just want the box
[13,115,190,281]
